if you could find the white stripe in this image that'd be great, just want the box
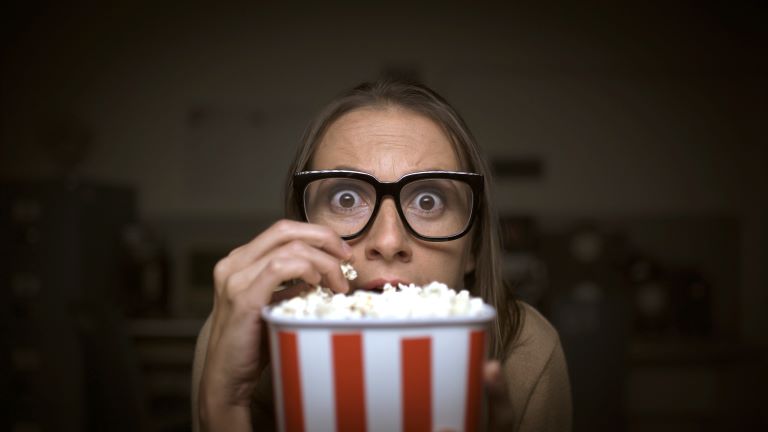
[270,329,286,432]
[363,329,403,432]
[432,327,469,432]
[297,329,336,432]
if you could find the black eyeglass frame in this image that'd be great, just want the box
[293,170,484,242]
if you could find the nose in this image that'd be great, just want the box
[364,198,412,263]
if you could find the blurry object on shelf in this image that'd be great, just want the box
[572,280,603,304]
[121,224,171,318]
[569,223,629,268]
[499,215,538,252]
[148,216,277,318]
[499,215,546,307]
[502,252,548,307]
[570,228,603,263]
[539,221,631,432]
[540,222,629,298]
[555,280,607,334]
[634,280,671,334]
[670,270,713,337]
[535,215,743,430]
[626,256,714,339]
[611,215,739,340]
[627,256,673,337]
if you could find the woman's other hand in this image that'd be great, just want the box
[435,361,514,432]
[198,220,352,430]
[485,360,516,431]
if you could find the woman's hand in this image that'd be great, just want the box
[198,220,353,431]
[485,360,515,431]
[435,361,514,432]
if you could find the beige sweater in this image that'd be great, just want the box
[191,302,572,431]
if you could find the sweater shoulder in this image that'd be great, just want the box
[503,301,561,383]
[516,301,560,354]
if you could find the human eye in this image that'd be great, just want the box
[327,183,370,214]
[331,189,361,209]
[406,189,445,216]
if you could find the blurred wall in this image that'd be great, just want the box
[2,2,766,344]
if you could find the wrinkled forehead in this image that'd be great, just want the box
[309,107,463,181]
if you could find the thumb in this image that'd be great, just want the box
[484,361,515,430]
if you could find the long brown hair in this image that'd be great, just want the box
[283,79,523,359]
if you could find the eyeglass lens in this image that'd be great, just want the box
[302,177,474,238]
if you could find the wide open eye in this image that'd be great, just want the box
[412,192,443,212]
[331,189,364,211]
[405,189,445,218]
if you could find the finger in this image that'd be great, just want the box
[484,361,515,430]
[484,361,506,395]
[209,256,323,346]
[232,257,324,313]
[210,242,344,348]
[264,239,352,294]
[228,220,352,272]
[270,280,315,303]
[222,240,351,298]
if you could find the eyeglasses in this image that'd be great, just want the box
[293,170,483,241]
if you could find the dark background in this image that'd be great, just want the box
[2,1,766,431]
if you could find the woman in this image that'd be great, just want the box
[192,80,572,431]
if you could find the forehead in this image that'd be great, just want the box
[310,106,462,181]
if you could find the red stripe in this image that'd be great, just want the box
[279,332,305,432]
[464,330,486,432]
[332,333,367,432]
[402,337,432,432]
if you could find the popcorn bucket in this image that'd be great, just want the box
[262,305,496,432]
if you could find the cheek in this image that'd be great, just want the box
[418,242,473,286]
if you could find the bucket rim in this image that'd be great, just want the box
[261,304,496,329]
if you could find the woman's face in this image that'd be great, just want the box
[310,106,475,291]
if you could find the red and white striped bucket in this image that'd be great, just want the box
[262,306,495,432]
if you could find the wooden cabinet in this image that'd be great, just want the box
[1,181,143,432]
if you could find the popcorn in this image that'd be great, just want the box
[340,262,357,280]
[269,281,488,319]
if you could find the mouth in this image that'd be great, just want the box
[360,278,410,292]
